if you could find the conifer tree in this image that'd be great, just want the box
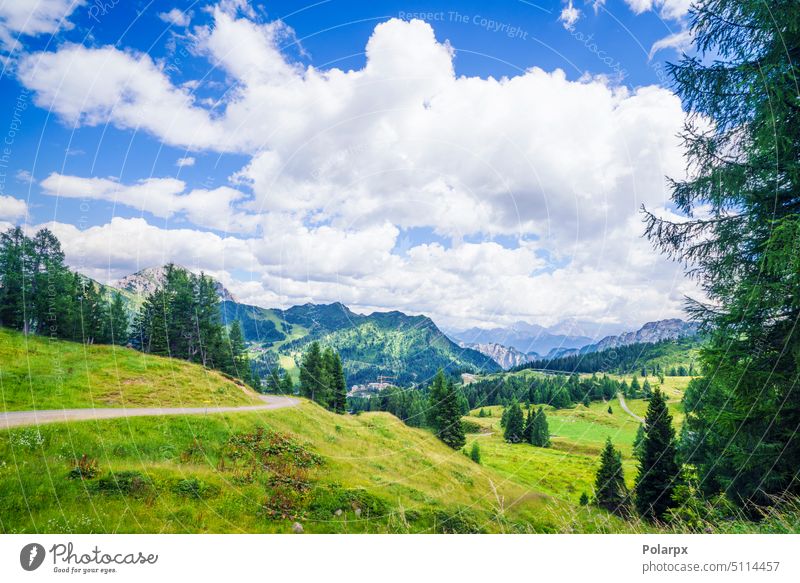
[530,406,550,447]
[632,423,646,462]
[427,369,448,431]
[437,378,466,449]
[299,341,325,404]
[503,401,525,443]
[470,441,481,464]
[108,292,129,345]
[0,227,33,332]
[643,0,800,509]
[331,352,348,413]
[595,438,628,514]
[522,408,534,443]
[634,389,679,521]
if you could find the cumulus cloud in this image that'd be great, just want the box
[0,0,84,51]
[623,0,692,20]
[18,13,694,329]
[40,173,259,234]
[0,194,27,221]
[559,1,581,29]
[158,8,191,27]
[176,156,195,167]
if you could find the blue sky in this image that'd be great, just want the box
[0,0,697,331]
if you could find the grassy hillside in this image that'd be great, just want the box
[0,399,634,534]
[0,328,262,411]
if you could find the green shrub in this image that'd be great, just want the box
[461,419,482,434]
[96,470,151,496]
[68,454,99,480]
[174,477,218,499]
[433,508,485,534]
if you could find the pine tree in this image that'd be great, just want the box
[330,352,347,413]
[522,408,534,443]
[634,389,679,521]
[632,423,646,462]
[503,401,525,443]
[595,438,628,514]
[427,370,448,431]
[0,227,34,332]
[281,371,295,394]
[108,292,129,345]
[643,0,800,509]
[642,379,653,399]
[299,342,326,405]
[470,441,481,464]
[437,378,466,449]
[530,407,550,447]
[629,376,641,398]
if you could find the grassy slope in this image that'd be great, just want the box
[465,375,690,505]
[0,328,262,411]
[0,400,631,534]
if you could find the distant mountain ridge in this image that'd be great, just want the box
[449,321,593,355]
[459,342,535,370]
[546,318,700,359]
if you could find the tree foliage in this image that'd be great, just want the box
[635,389,680,521]
[643,0,800,509]
[595,438,628,515]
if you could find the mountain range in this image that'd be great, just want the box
[543,318,700,360]
[448,321,594,356]
[106,265,697,382]
[110,266,500,385]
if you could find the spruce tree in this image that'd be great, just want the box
[0,227,33,332]
[427,370,448,431]
[643,0,800,508]
[299,341,325,404]
[470,441,481,464]
[522,408,534,443]
[108,292,129,345]
[530,407,550,447]
[437,378,466,449]
[594,438,628,515]
[632,424,646,462]
[634,389,679,521]
[331,352,348,413]
[503,401,525,443]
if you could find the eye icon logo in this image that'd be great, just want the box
[20,543,46,571]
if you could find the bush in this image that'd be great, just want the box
[432,508,485,534]
[470,442,481,464]
[96,470,151,495]
[68,454,99,480]
[461,419,482,434]
[174,477,218,499]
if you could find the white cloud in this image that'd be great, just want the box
[0,194,27,221]
[623,0,692,20]
[559,1,581,29]
[176,156,195,167]
[649,28,692,60]
[39,173,258,234]
[0,0,84,50]
[18,14,695,329]
[158,8,191,27]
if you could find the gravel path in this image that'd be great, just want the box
[0,395,300,430]
[617,392,645,423]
